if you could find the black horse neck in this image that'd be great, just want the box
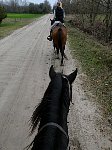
[31,74,70,150]
[41,75,70,123]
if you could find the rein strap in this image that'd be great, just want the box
[38,122,69,139]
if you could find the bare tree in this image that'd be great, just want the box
[64,0,112,42]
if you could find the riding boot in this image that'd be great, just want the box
[47,30,52,41]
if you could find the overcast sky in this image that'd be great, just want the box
[28,0,56,6]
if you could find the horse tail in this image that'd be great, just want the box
[58,28,63,51]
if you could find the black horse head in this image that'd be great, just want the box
[28,65,78,150]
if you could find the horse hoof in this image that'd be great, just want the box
[56,57,59,59]
[56,54,59,59]
[60,63,64,66]
[54,51,56,54]
[64,54,68,60]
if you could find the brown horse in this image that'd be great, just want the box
[52,24,67,66]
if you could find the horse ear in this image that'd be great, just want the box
[49,65,56,79]
[67,68,78,84]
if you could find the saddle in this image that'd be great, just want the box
[51,21,66,30]
[56,22,66,28]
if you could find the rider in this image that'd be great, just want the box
[47,2,65,41]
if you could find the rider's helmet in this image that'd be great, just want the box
[57,2,60,5]
[57,2,62,8]
[60,2,62,8]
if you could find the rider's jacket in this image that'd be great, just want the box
[54,6,64,23]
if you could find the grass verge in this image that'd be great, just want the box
[66,21,112,117]
[7,13,43,18]
[0,13,44,39]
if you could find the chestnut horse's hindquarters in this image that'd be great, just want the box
[52,26,67,65]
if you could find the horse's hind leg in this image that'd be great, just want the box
[56,48,59,59]
[62,46,68,60]
[53,42,55,51]
[57,48,59,54]
[61,49,64,66]
[54,45,56,54]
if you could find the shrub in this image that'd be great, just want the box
[0,5,7,24]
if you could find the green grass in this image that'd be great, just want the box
[96,14,105,22]
[7,13,43,19]
[0,13,44,39]
[66,21,112,116]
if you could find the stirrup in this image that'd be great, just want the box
[47,36,52,41]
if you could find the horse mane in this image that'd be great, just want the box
[30,98,46,134]
[30,83,53,134]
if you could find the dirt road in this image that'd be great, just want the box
[0,15,111,150]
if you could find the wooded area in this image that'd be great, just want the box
[0,0,51,14]
[62,0,112,43]
[0,0,112,42]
